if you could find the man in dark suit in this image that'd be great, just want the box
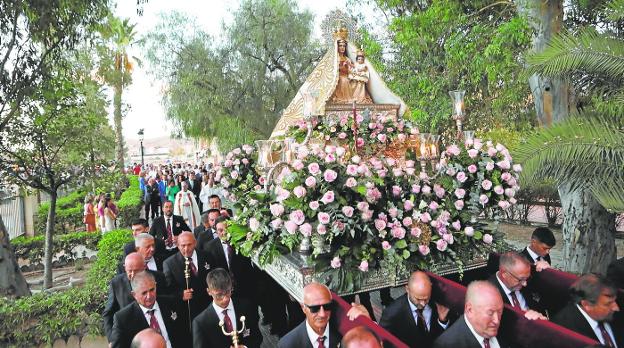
[135,233,165,272]
[192,268,263,348]
[104,253,170,344]
[150,200,191,257]
[119,220,166,274]
[553,273,622,347]
[163,231,212,343]
[186,172,202,212]
[380,271,451,348]
[488,251,547,320]
[203,216,256,299]
[433,281,511,348]
[110,271,180,348]
[194,209,219,252]
[606,257,624,289]
[124,219,165,257]
[278,282,342,348]
[520,227,555,272]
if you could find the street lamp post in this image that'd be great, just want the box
[138,129,145,166]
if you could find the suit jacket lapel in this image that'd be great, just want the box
[401,296,419,333]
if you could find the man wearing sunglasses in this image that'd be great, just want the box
[278,282,341,348]
[488,251,547,320]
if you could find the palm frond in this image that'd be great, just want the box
[514,115,624,212]
[606,0,624,21]
[526,30,624,80]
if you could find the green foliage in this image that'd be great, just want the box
[143,0,323,147]
[362,0,534,134]
[116,175,143,227]
[0,229,132,346]
[11,232,101,270]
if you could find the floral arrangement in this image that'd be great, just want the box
[217,144,262,206]
[228,130,521,290]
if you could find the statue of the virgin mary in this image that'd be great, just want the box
[270,11,408,138]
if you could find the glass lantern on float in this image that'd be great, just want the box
[449,90,466,140]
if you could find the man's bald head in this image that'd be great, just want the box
[178,231,196,257]
[406,271,433,310]
[130,328,166,348]
[341,326,382,348]
[124,252,146,280]
[302,282,333,335]
[465,281,504,339]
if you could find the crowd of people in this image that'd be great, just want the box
[101,168,623,348]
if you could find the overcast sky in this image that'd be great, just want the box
[112,0,356,140]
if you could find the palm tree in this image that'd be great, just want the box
[517,0,624,274]
[98,16,141,171]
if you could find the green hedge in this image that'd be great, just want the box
[116,175,143,228]
[11,232,101,271]
[0,229,133,346]
[36,190,86,234]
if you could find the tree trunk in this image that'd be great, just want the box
[559,183,617,274]
[0,214,30,297]
[43,191,57,289]
[516,0,616,273]
[114,81,125,172]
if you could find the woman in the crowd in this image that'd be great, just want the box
[103,195,117,232]
[83,195,97,232]
[166,179,180,203]
[96,194,106,232]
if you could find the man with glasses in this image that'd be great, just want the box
[192,268,262,348]
[488,251,547,320]
[380,271,452,347]
[278,282,341,348]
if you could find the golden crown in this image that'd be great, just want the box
[356,50,365,57]
[333,27,349,41]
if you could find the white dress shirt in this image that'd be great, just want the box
[213,300,237,331]
[221,242,231,268]
[576,304,618,347]
[407,300,449,330]
[139,302,172,348]
[526,246,541,263]
[464,316,501,348]
[305,320,330,348]
[496,272,528,310]
[145,257,157,271]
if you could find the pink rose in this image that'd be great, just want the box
[285,220,298,234]
[454,200,464,210]
[468,149,479,158]
[331,256,341,268]
[308,162,320,175]
[299,223,312,237]
[270,218,283,229]
[446,144,461,156]
[429,201,439,211]
[487,147,498,157]
[356,138,364,147]
[388,208,399,218]
[249,218,260,232]
[336,147,346,157]
[468,164,477,174]
[456,172,467,183]
[501,172,512,182]
[346,164,358,176]
[309,201,319,210]
[324,154,336,163]
[358,260,369,272]
[231,171,239,179]
[374,219,387,231]
[292,159,304,171]
[357,201,369,211]
[361,210,373,221]
[404,200,414,211]
[421,185,431,195]
[320,191,335,204]
[412,184,421,193]
[402,217,413,227]
[464,226,474,237]
[420,213,431,223]
[241,158,249,165]
[377,134,387,142]
[341,206,354,218]
[481,180,492,190]
[317,224,327,235]
[270,203,284,217]
[479,194,489,206]
[496,160,511,170]
[275,187,290,201]
[293,186,307,198]
[382,241,391,250]
[323,169,338,182]
[498,200,511,209]
[318,212,331,225]
[483,234,493,244]
[505,188,515,197]
[509,197,517,205]
[345,177,357,188]
[485,162,495,171]
[436,239,448,251]
[391,226,406,239]
[494,185,504,195]
[452,220,461,231]
[513,164,522,172]
[419,244,430,255]
[289,210,305,225]
[411,227,422,237]
[443,233,454,244]
[392,185,402,197]
[338,132,347,139]
[434,184,445,198]
[305,176,317,188]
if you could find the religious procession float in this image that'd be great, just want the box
[217,11,520,300]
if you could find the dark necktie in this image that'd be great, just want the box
[165,219,173,247]
[483,337,491,348]
[187,257,197,276]
[509,291,521,309]
[536,255,542,262]
[222,309,234,333]
[224,243,234,269]
[415,308,428,332]
[598,322,615,348]
[147,309,161,334]
[317,335,326,348]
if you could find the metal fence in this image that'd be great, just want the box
[0,194,25,239]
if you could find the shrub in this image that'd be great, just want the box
[11,232,101,271]
[116,175,143,228]
[36,190,86,234]
[0,229,133,346]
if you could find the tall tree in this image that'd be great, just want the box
[97,16,140,171]
[143,0,322,150]
[517,0,624,273]
[0,0,110,298]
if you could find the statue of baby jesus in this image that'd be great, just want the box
[349,50,373,103]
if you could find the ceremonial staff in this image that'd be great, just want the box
[184,258,192,332]
[220,315,246,348]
